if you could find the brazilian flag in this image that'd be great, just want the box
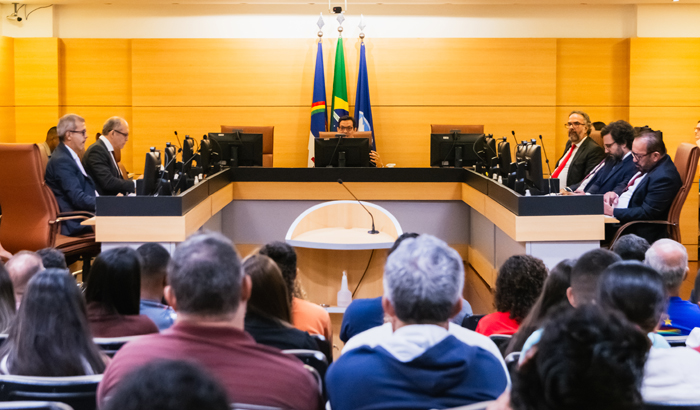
[330,37,349,132]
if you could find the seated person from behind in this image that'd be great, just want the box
[85,247,159,338]
[567,120,637,195]
[476,255,547,337]
[604,127,683,244]
[83,116,135,196]
[611,233,650,262]
[38,126,59,164]
[45,113,97,236]
[0,269,108,376]
[0,263,16,334]
[97,232,320,410]
[243,254,320,352]
[6,251,43,308]
[551,110,605,187]
[259,241,332,341]
[36,247,68,270]
[136,243,176,331]
[337,115,383,167]
[646,239,700,336]
[326,235,508,410]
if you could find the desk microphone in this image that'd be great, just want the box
[337,179,379,234]
[538,135,552,176]
[174,131,183,151]
[511,130,520,146]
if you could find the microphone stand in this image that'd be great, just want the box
[338,179,379,234]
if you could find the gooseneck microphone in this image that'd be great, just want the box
[338,179,379,234]
[538,134,552,176]
[511,130,520,146]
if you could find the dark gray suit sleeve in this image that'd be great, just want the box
[83,145,134,194]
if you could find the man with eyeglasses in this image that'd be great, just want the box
[552,111,605,187]
[337,115,383,167]
[603,127,682,243]
[83,116,135,196]
[45,113,97,236]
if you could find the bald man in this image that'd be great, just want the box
[83,116,135,196]
[5,251,44,308]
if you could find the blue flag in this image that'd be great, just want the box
[308,41,327,167]
[354,42,376,151]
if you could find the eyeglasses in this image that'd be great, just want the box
[564,122,585,128]
[67,129,86,136]
[632,151,652,161]
[113,129,129,138]
[338,126,354,132]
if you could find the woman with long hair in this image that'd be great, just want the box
[243,254,319,351]
[0,268,107,376]
[0,263,16,333]
[85,247,158,337]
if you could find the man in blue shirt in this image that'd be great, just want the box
[137,243,176,330]
[646,239,700,336]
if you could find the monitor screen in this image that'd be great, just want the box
[314,137,370,167]
[208,132,264,167]
[138,149,171,196]
[430,133,485,168]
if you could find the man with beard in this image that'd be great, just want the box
[567,120,637,195]
[45,113,97,236]
[552,111,605,187]
[604,127,682,243]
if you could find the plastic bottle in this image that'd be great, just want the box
[337,271,352,308]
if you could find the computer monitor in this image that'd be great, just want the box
[515,142,545,194]
[181,136,195,176]
[314,137,370,167]
[208,132,264,167]
[496,138,511,179]
[138,148,171,196]
[430,132,485,168]
[474,134,498,175]
[163,142,177,182]
[199,135,212,175]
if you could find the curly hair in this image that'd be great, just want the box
[494,255,548,322]
[511,305,648,410]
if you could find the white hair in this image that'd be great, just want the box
[57,114,85,141]
[645,239,688,291]
[383,234,464,324]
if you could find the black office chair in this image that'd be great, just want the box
[0,403,73,410]
[462,314,484,331]
[489,334,513,357]
[643,404,700,410]
[0,375,101,410]
[282,349,327,399]
[310,333,332,364]
[93,336,141,358]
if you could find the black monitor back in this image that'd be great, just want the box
[516,143,544,193]
[163,144,176,182]
[199,138,212,173]
[314,137,370,167]
[138,150,161,196]
[208,132,264,167]
[498,140,511,177]
[430,133,484,167]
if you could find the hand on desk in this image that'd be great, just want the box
[370,150,383,168]
[604,191,619,207]
[604,200,615,216]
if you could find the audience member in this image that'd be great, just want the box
[476,255,547,336]
[604,127,683,244]
[327,235,508,410]
[507,305,648,410]
[103,360,230,410]
[5,251,43,308]
[552,110,605,187]
[83,117,135,196]
[97,232,319,410]
[85,247,158,338]
[0,269,107,376]
[243,254,319,351]
[36,247,68,270]
[612,233,650,261]
[505,259,573,355]
[520,249,621,358]
[45,114,96,236]
[691,268,700,304]
[136,243,176,330]
[645,239,700,335]
[38,126,59,163]
[259,241,332,341]
[0,243,11,261]
[0,263,15,333]
[596,261,700,404]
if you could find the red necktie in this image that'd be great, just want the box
[621,172,645,194]
[552,144,577,179]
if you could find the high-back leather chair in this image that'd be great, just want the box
[589,130,604,148]
[609,143,699,246]
[220,126,274,167]
[430,124,485,134]
[0,144,100,273]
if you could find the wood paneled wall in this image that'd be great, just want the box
[1,36,697,256]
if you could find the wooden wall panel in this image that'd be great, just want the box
[60,39,131,107]
[630,38,700,107]
[0,37,14,143]
[14,107,60,145]
[14,38,59,106]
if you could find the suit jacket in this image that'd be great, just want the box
[83,139,134,196]
[45,143,96,236]
[556,137,605,187]
[572,153,637,195]
[613,154,682,243]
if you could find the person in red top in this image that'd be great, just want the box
[476,255,547,336]
[97,232,319,410]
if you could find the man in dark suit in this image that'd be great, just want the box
[83,117,135,196]
[604,127,683,243]
[552,111,605,187]
[45,114,97,236]
[568,120,637,195]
